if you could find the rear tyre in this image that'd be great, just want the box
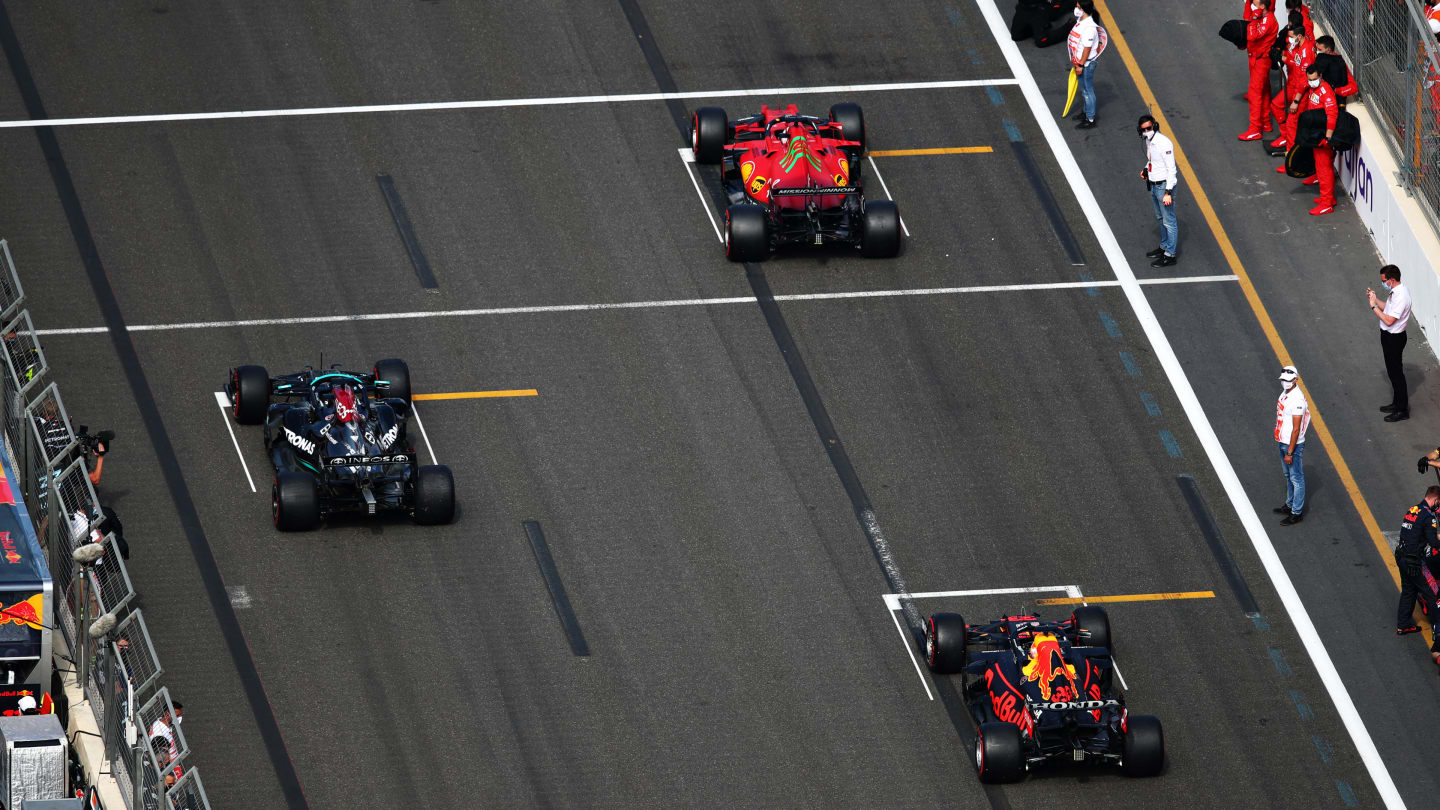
[374,358,411,407]
[828,103,866,152]
[1071,605,1112,652]
[693,107,729,164]
[924,613,968,673]
[860,200,901,258]
[975,722,1025,783]
[231,365,270,425]
[273,471,321,532]
[1121,715,1165,777]
[725,205,769,262]
[413,464,455,525]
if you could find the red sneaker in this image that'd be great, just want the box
[1275,165,1288,173]
[1398,625,1422,635]
[1309,204,1334,216]
[1269,138,1288,149]
[1302,175,1319,186]
[1237,130,1263,141]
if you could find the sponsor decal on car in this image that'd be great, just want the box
[1020,632,1080,702]
[741,161,755,183]
[779,135,822,172]
[284,427,316,455]
[377,424,399,450]
[327,453,413,467]
[1031,699,1120,711]
[770,185,859,196]
[749,175,768,196]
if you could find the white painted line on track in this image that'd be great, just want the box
[36,276,1238,336]
[865,156,910,237]
[886,598,934,701]
[409,402,438,465]
[973,0,1401,804]
[0,79,1022,129]
[213,391,257,493]
[677,149,723,243]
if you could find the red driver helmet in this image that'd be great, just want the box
[334,384,359,422]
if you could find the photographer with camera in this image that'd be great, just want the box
[30,397,112,487]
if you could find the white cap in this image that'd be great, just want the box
[1278,365,1299,382]
[17,695,36,711]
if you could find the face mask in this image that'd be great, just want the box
[1074,6,1082,17]
[1289,36,1300,47]
[1281,380,1296,390]
[1308,77,1321,87]
[1143,130,1155,141]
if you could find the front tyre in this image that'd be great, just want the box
[273,471,321,531]
[975,722,1025,783]
[413,464,455,525]
[1071,605,1112,653]
[828,103,866,152]
[1121,715,1165,777]
[231,365,270,425]
[374,358,411,407]
[924,612,967,673]
[860,200,901,258]
[725,205,769,263]
[693,107,729,164]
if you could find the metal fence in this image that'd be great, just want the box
[0,240,212,809]
[1308,0,1440,231]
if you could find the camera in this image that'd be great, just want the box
[75,425,115,457]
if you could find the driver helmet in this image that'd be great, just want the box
[334,384,361,423]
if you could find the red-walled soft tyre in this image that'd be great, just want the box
[693,107,729,164]
[230,365,269,425]
[975,722,1024,783]
[725,205,768,262]
[273,471,320,532]
[925,612,968,673]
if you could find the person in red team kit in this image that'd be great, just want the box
[1239,0,1278,140]
[1269,21,1315,149]
[1296,63,1338,215]
[1284,0,1314,40]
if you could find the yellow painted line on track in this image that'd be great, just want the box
[1090,0,1423,646]
[412,390,538,400]
[868,146,994,156]
[1036,591,1216,606]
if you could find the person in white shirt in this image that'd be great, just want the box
[1367,264,1412,421]
[1274,365,1310,525]
[1137,115,1179,267]
[1067,0,1106,128]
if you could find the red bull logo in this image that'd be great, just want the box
[1,532,18,564]
[0,594,43,630]
[983,667,1034,736]
[1020,632,1079,702]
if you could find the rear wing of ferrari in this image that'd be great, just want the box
[769,185,860,196]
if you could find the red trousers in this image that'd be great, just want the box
[1247,57,1273,133]
[1313,144,1336,206]
[1271,91,1299,144]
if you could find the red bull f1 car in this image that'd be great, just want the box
[924,607,1164,782]
[225,359,455,531]
[690,103,901,261]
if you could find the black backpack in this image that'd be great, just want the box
[1312,53,1350,91]
[1294,108,1328,149]
[1329,110,1361,152]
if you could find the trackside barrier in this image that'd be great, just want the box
[1309,0,1440,233]
[0,244,211,809]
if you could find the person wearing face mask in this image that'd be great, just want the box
[1067,0,1106,129]
[1269,21,1315,150]
[1273,365,1309,526]
[1367,264,1412,422]
[1239,0,1278,141]
[1293,63,1338,215]
[1312,36,1357,109]
[1137,115,1178,266]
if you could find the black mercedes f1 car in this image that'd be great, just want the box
[924,607,1164,782]
[225,359,455,531]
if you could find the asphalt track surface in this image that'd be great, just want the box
[0,0,1432,807]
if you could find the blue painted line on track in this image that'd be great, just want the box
[1119,352,1142,376]
[985,85,1005,107]
[1002,119,1024,143]
[966,48,983,65]
[1312,735,1333,765]
[1098,311,1120,337]
[946,7,965,26]
[1268,648,1292,675]
[1076,269,1101,297]
[1158,429,1182,458]
[1248,612,1270,630]
[1336,781,1358,807]
[1139,392,1161,416]
[1290,689,1314,721]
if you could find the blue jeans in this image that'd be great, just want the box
[1150,183,1178,256]
[1078,61,1097,120]
[1278,441,1305,515]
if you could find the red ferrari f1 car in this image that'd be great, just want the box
[691,103,901,261]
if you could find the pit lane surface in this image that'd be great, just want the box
[0,1,1396,807]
